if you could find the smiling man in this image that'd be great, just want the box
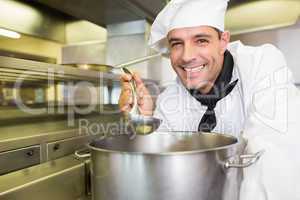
[167,26,228,92]
[165,25,239,132]
[119,0,300,199]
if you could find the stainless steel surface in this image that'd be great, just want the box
[34,0,246,27]
[32,0,278,37]
[88,132,238,154]
[0,56,119,83]
[126,114,162,135]
[61,41,106,66]
[106,20,147,37]
[0,124,82,153]
[47,136,90,160]
[0,55,158,84]
[121,67,162,135]
[225,150,264,168]
[0,0,67,43]
[75,149,91,158]
[0,155,88,200]
[0,49,56,64]
[75,64,113,73]
[29,0,296,38]
[86,132,258,200]
[0,145,41,175]
[84,159,92,196]
[0,113,121,153]
[35,0,166,26]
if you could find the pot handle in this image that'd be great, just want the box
[75,148,91,158]
[224,150,264,169]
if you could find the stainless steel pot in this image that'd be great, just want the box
[75,132,263,200]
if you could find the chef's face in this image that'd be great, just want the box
[167,26,230,93]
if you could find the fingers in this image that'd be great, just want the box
[119,74,134,112]
[119,89,133,112]
[120,73,132,82]
[132,72,148,95]
[132,72,145,88]
[120,74,132,91]
[119,71,154,116]
[121,71,143,88]
[121,72,149,100]
[130,72,152,102]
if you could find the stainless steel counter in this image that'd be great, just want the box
[0,155,90,200]
[0,111,122,176]
[0,113,122,153]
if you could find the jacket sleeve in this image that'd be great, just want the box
[240,44,300,200]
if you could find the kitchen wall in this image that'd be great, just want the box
[231,19,300,85]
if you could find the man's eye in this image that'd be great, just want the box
[197,39,209,44]
[170,42,182,48]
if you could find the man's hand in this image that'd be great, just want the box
[118,72,154,116]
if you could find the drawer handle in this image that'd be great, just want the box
[26,150,34,157]
[53,144,60,151]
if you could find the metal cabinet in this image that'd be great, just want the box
[47,136,89,161]
[0,145,41,175]
[0,156,89,200]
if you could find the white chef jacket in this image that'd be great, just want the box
[153,41,300,200]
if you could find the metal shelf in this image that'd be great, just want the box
[0,56,120,83]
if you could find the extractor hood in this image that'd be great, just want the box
[33,0,167,26]
[226,0,300,35]
[31,0,300,34]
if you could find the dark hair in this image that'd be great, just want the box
[212,27,223,39]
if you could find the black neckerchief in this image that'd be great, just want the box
[188,50,238,132]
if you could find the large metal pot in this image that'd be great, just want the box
[76,132,263,200]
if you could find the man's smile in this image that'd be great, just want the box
[183,64,207,73]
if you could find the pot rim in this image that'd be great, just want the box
[87,132,241,156]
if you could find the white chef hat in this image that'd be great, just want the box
[149,0,229,54]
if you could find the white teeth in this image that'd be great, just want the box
[184,65,205,72]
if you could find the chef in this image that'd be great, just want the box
[119,0,300,199]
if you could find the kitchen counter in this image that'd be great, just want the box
[0,155,91,200]
[0,112,122,153]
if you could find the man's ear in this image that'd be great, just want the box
[220,31,230,54]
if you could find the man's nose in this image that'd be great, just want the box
[182,43,196,63]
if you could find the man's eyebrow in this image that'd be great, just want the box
[194,34,212,38]
[168,37,182,43]
[168,34,212,43]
